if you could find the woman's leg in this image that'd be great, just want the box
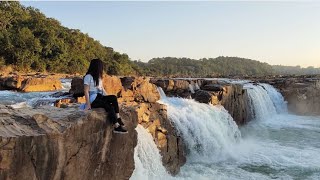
[101,95,119,113]
[91,94,127,133]
[91,97,117,124]
[100,95,124,125]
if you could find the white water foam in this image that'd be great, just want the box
[160,97,241,163]
[244,83,278,121]
[60,78,72,91]
[132,85,320,180]
[260,83,287,113]
[131,125,171,180]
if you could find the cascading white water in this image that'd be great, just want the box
[131,85,320,180]
[244,83,278,120]
[158,88,241,163]
[259,83,287,113]
[131,125,171,180]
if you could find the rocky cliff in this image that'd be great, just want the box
[0,104,137,180]
[69,76,186,175]
[254,75,320,115]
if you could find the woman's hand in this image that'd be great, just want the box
[84,103,91,111]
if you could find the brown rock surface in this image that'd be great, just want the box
[0,105,137,180]
[20,77,62,92]
[102,75,122,96]
[69,77,84,97]
[277,80,320,115]
[0,75,62,92]
[220,84,251,125]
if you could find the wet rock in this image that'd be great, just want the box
[201,84,224,91]
[192,90,212,104]
[220,84,251,125]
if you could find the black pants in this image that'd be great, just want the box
[91,94,119,124]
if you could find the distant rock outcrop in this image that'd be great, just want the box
[0,75,62,92]
[248,75,320,115]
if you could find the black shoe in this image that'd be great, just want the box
[117,118,125,127]
[113,126,128,134]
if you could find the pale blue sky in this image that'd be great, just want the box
[21,1,320,67]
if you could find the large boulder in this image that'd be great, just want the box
[69,77,84,97]
[0,105,138,180]
[102,75,122,96]
[0,76,62,92]
[132,77,160,103]
[220,84,251,125]
[20,77,62,92]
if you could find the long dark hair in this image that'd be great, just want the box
[86,59,104,86]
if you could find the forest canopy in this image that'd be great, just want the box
[1,2,318,77]
[133,57,274,77]
[0,1,139,75]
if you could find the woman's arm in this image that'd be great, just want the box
[102,86,107,95]
[84,84,91,110]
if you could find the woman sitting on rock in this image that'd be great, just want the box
[83,58,127,134]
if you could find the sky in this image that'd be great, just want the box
[21,1,320,67]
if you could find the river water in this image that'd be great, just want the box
[0,79,71,108]
[132,83,320,180]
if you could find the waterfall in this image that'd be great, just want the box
[244,83,287,120]
[131,125,171,180]
[132,86,320,180]
[259,83,287,113]
[159,93,241,163]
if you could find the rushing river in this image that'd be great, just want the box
[132,83,320,180]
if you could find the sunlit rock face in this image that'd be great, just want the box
[0,75,62,92]
[0,105,137,180]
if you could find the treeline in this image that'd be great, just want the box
[133,57,274,77]
[272,65,320,75]
[1,2,318,77]
[0,2,139,75]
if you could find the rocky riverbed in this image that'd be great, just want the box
[1,74,319,180]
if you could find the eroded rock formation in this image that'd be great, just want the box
[0,75,62,92]
[129,102,186,175]
[153,78,251,125]
[0,104,137,180]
